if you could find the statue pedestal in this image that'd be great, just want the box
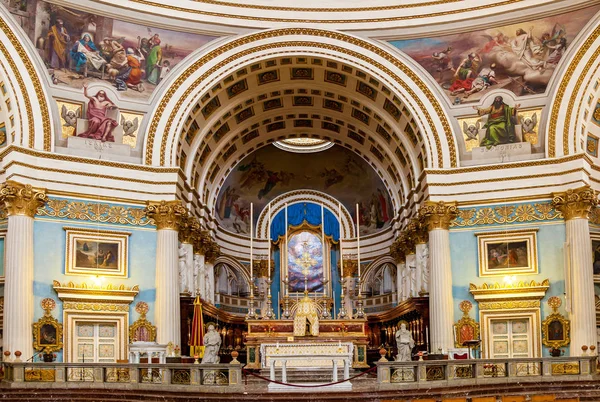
[471,142,532,163]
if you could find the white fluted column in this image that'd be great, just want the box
[553,186,598,355]
[420,201,457,353]
[0,182,47,359]
[145,201,188,346]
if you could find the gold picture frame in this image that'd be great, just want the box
[64,227,130,278]
[477,229,538,277]
[542,314,570,349]
[454,300,480,348]
[33,315,63,353]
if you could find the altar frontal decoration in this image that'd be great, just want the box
[542,296,570,349]
[33,298,63,354]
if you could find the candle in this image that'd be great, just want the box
[321,203,326,289]
[426,326,429,352]
[250,202,254,297]
[285,203,288,293]
[356,203,361,295]
[339,203,344,279]
[338,340,341,348]
[268,203,271,281]
[277,294,280,319]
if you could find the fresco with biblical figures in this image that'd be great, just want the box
[216,145,393,236]
[7,0,218,100]
[389,5,600,104]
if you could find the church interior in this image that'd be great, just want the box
[1,0,600,400]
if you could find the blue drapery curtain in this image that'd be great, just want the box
[270,202,340,242]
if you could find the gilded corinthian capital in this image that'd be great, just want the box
[552,185,599,220]
[389,240,406,263]
[144,200,188,230]
[419,201,458,231]
[0,181,48,217]
[178,214,200,244]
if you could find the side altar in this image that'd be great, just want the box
[244,318,369,369]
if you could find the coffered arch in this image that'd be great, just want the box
[145,29,456,168]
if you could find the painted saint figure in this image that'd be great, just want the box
[77,84,119,142]
[201,324,222,364]
[395,322,415,362]
[47,18,70,70]
[475,96,520,147]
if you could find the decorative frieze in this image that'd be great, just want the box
[38,197,152,226]
[0,181,48,217]
[144,200,188,230]
[552,185,599,221]
[419,201,458,231]
[452,201,561,228]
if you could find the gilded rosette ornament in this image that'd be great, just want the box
[0,181,48,217]
[178,214,200,244]
[144,200,188,230]
[419,201,458,231]
[552,186,599,220]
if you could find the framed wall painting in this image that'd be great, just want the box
[477,229,538,277]
[64,227,130,278]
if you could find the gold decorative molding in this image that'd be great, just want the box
[178,214,200,244]
[0,181,48,217]
[419,201,458,231]
[53,280,140,301]
[452,202,561,228]
[62,301,129,312]
[0,19,51,150]
[38,198,152,227]
[144,200,188,230]
[131,0,523,23]
[470,279,549,293]
[478,300,540,310]
[470,279,550,306]
[552,186,599,220]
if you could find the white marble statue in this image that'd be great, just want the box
[205,263,214,304]
[178,244,189,294]
[400,264,409,301]
[193,254,203,296]
[343,276,354,318]
[419,244,430,294]
[201,324,222,364]
[395,323,415,362]
[409,264,417,297]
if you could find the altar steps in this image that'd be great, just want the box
[254,367,367,384]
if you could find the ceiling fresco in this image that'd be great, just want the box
[215,144,393,236]
[389,4,600,104]
[8,0,219,100]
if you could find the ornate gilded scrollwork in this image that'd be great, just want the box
[129,302,157,343]
[32,298,63,353]
[541,296,570,349]
[454,300,480,348]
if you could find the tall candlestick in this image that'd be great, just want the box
[250,202,253,297]
[321,203,326,291]
[356,203,361,295]
[285,203,288,294]
[268,203,271,281]
[339,203,344,278]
